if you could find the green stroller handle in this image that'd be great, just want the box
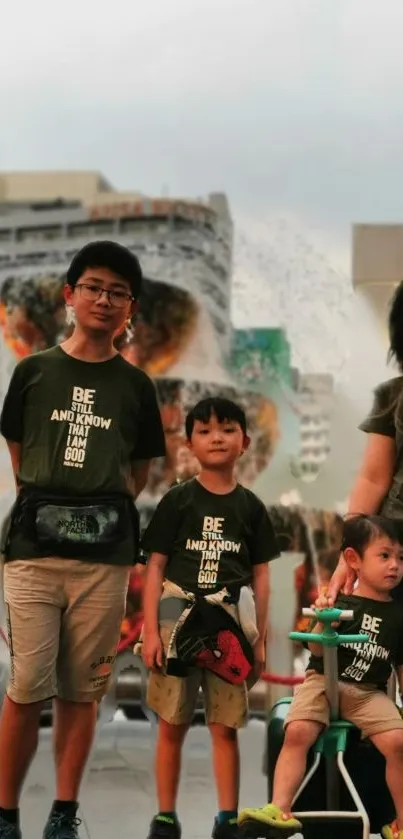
[289,631,369,646]
[289,607,369,647]
[311,607,348,622]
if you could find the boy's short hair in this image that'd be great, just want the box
[341,515,403,556]
[185,397,247,441]
[66,241,143,299]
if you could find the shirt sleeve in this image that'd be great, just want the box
[131,375,166,460]
[358,382,396,438]
[249,498,281,565]
[0,362,26,443]
[141,489,181,556]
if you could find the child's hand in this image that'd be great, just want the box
[313,590,341,625]
[315,592,331,609]
[142,632,164,671]
[253,638,266,678]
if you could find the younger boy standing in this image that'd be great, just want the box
[141,397,280,839]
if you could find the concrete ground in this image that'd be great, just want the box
[1,621,268,839]
[21,715,268,839]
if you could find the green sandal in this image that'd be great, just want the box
[238,803,302,834]
[382,822,403,839]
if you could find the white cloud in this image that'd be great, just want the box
[2,0,403,257]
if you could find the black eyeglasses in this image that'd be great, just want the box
[76,283,134,309]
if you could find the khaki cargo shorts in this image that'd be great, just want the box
[147,624,248,728]
[286,670,403,738]
[4,557,129,704]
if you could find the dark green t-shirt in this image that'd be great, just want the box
[359,377,403,522]
[308,593,403,688]
[359,377,403,440]
[0,347,166,564]
[359,379,403,599]
[141,478,280,594]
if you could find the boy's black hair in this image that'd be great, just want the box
[341,515,403,556]
[185,397,247,440]
[388,281,403,370]
[66,241,143,298]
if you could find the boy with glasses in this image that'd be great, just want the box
[0,240,165,839]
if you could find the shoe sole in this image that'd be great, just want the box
[238,819,300,838]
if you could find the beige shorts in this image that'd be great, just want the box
[4,557,129,704]
[147,624,248,728]
[286,670,403,738]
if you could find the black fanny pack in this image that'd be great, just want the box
[12,490,138,558]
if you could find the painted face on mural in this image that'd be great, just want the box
[0,274,66,355]
[5,304,46,349]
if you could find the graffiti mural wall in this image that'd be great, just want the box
[0,271,280,530]
[0,272,200,372]
[0,269,343,649]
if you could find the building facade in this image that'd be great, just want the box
[0,171,233,355]
[352,223,403,341]
[0,171,283,516]
[290,372,333,482]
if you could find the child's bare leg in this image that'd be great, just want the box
[273,720,323,813]
[155,720,188,811]
[371,730,403,829]
[209,723,239,811]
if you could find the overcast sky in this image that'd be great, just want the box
[2,0,403,275]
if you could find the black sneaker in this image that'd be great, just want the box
[212,818,239,839]
[0,816,21,839]
[42,813,82,839]
[147,815,181,839]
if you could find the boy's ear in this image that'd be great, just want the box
[343,546,361,572]
[241,434,251,455]
[64,283,74,305]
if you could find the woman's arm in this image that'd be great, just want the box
[347,433,396,515]
[323,434,396,606]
